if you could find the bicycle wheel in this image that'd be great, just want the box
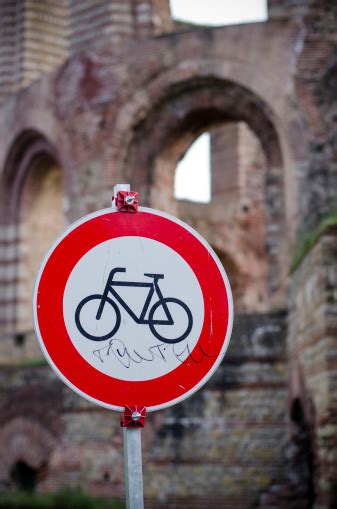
[75,294,121,341]
[148,297,193,344]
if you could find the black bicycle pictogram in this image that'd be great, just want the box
[75,267,193,344]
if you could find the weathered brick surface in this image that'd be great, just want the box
[0,0,68,104]
[0,1,173,105]
[291,0,337,231]
[0,313,289,506]
[289,228,337,508]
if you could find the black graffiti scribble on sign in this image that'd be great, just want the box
[75,267,193,344]
[92,338,217,369]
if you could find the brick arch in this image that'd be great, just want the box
[123,77,282,191]
[2,129,60,221]
[111,57,293,176]
[0,129,64,333]
[0,417,56,483]
[113,73,286,302]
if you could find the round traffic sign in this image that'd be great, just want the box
[33,207,233,411]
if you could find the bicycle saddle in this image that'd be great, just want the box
[144,273,164,279]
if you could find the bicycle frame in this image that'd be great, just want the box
[96,267,174,325]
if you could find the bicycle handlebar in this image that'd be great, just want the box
[109,267,126,279]
[109,268,165,282]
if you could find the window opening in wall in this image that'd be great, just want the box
[174,132,211,203]
[14,333,25,347]
[290,397,305,425]
[170,0,267,26]
[10,461,37,492]
[103,471,111,482]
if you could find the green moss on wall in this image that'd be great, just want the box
[0,488,124,509]
[290,212,337,273]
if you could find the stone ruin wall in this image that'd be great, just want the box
[288,228,337,508]
[0,0,336,507]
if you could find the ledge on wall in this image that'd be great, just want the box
[0,358,48,369]
[290,212,337,273]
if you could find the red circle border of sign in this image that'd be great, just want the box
[34,207,233,412]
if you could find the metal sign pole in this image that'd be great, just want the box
[123,427,144,509]
[113,186,145,508]
[121,406,146,509]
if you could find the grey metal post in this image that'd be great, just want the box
[123,427,144,509]
[114,187,144,508]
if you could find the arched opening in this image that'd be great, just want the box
[122,78,285,311]
[0,417,56,492]
[17,155,64,332]
[1,130,65,336]
[10,461,38,492]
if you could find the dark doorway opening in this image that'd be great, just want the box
[10,461,37,492]
[290,398,315,507]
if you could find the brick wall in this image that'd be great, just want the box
[288,228,337,508]
[292,0,337,230]
[211,124,240,200]
[0,0,172,104]
[0,0,68,104]
[0,312,289,508]
[69,0,134,53]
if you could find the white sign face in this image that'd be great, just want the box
[63,236,204,381]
